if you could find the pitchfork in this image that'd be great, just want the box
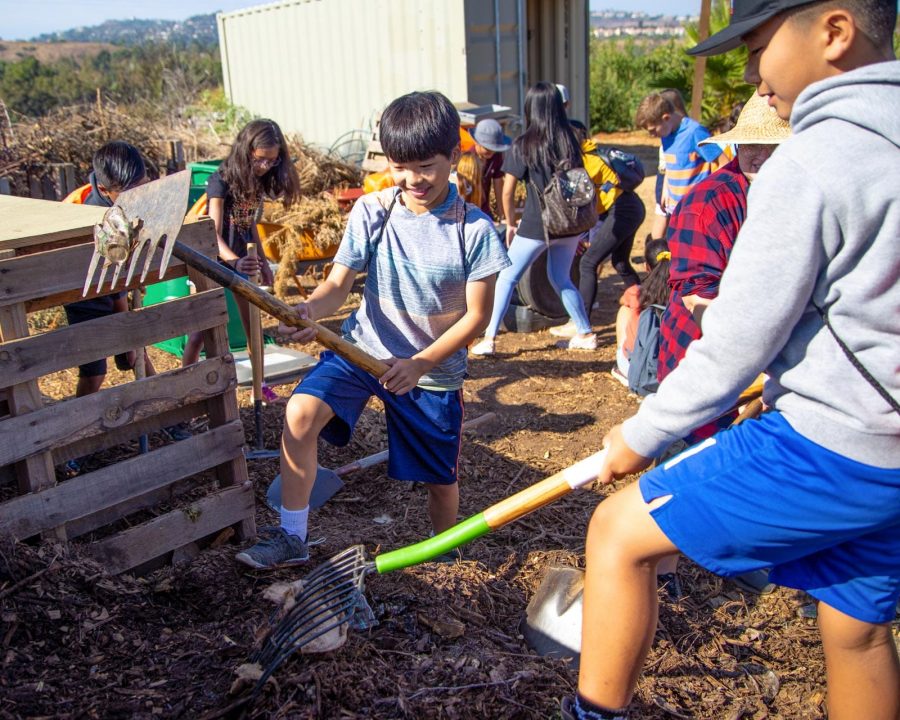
[246,448,608,699]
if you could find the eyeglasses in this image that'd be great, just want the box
[251,156,281,170]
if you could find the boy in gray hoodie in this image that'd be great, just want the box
[564,2,900,720]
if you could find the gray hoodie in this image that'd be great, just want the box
[623,61,900,468]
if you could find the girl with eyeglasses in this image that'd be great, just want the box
[183,119,301,369]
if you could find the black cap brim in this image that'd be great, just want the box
[687,13,770,55]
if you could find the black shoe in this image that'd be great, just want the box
[733,569,775,595]
[560,696,577,720]
[162,422,193,442]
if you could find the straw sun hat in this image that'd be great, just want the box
[700,92,791,146]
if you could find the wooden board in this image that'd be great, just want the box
[86,483,254,575]
[0,290,228,387]
[0,420,245,541]
[0,355,237,467]
[0,195,105,249]
[0,220,216,312]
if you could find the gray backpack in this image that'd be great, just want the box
[627,304,665,396]
[531,162,598,237]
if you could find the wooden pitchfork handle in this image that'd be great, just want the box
[171,241,390,378]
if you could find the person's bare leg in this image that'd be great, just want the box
[280,393,334,511]
[182,331,203,366]
[76,374,104,397]
[579,482,679,710]
[426,482,459,534]
[650,214,668,241]
[818,601,900,720]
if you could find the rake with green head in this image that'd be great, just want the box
[247,448,608,700]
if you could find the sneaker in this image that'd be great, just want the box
[560,696,577,720]
[609,367,629,388]
[469,338,495,356]
[162,422,193,442]
[549,321,578,338]
[556,333,598,351]
[62,458,83,477]
[658,572,684,602]
[235,528,309,569]
[733,568,776,595]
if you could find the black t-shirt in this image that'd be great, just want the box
[206,171,262,258]
[501,145,556,241]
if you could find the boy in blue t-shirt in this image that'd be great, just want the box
[236,91,510,570]
[635,93,727,217]
[564,2,900,720]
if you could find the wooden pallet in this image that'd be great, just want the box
[0,197,255,574]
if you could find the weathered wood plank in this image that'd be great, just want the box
[0,355,237,466]
[0,249,60,538]
[0,290,228,388]
[0,195,105,249]
[87,483,254,575]
[0,220,217,312]
[0,420,245,542]
[187,263,255,541]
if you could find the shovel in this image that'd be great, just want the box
[246,447,608,698]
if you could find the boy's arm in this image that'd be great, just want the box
[379,275,498,396]
[598,154,826,479]
[276,263,358,343]
[501,174,518,245]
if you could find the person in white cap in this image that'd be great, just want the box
[556,83,588,138]
[468,118,511,222]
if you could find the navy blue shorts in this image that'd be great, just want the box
[293,351,463,485]
[640,412,900,624]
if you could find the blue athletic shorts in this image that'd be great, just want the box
[293,351,463,485]
[639,412,900,624]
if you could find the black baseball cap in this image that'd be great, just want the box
[688,0,820,56]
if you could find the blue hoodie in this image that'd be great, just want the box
[623,61,900,468]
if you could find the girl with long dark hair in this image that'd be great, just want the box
[471,82,596,354]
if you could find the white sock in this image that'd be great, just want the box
[281,505,309,540]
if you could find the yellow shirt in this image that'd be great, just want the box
[581,139,621,214]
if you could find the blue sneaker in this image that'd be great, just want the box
[235,528,309,569]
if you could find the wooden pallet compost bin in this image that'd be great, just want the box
[0,196,255,574]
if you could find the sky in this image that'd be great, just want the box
[1,1,702,41]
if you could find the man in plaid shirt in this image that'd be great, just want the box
[658,93,790,442]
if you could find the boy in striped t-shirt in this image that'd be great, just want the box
[236,91,509,570]
[635,93,728,217]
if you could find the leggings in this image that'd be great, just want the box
[578,190,645,312]
[485,231,591,338]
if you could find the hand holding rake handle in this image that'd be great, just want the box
[170,241,390,378]
[375,447,609,573]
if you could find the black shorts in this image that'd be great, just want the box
[64,301,131,378]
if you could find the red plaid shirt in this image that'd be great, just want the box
[658,158,748,440]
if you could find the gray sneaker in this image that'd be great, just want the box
[235,528,309,569]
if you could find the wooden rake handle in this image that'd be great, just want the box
[171,241,390,378]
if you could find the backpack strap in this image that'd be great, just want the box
[371,189,401,252]
[814,301,899,415]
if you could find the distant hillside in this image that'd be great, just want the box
[31,14,219,47]
[0,41,118,63]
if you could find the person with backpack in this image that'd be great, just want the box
[550,139,647,340]
[471,82,597,355]
[608,238,670,395]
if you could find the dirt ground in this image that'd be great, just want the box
[3,136,897,719]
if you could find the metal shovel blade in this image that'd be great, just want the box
[522,565,584,668]
[266,470,345,511]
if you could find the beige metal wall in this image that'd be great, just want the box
[217,0,590,149]
[218,0,470,149]
[524,0,589,127]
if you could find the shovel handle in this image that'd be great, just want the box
[171,241,390,378]
[374,448,608,573]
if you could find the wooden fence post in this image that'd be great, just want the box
[0,178,10,196]
[28,175,42,199]
[165,140,186,174]
[52,163,76,199]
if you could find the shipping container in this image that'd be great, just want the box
[217,0,588,153]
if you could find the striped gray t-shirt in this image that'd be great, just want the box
[334,185,509,390]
